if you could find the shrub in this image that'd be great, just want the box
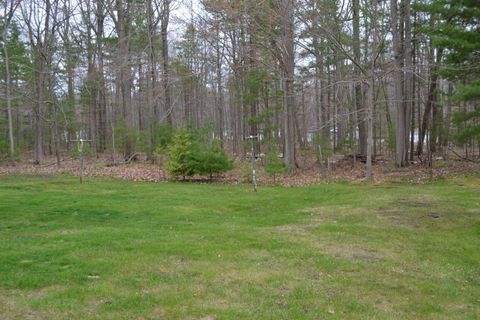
[152,124,174,165]
[263,141,287,183]
[192,142,234,180]
[113,118,136,154]
[166,128,234,180]
[153,124,174,151]
[167,129,196,179]
[240,161,253,183]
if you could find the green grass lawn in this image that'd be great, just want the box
[0,174,479,319]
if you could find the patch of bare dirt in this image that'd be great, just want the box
[323,246,384,263]
[0,290,60,320]
[184,315,216,320]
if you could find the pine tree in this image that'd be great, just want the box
[192,141,234,181]
[0,21,29,159]
[264,140,287,183]
[420,0,480,142]
[167,129,196,179]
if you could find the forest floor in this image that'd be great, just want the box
[0,174,479,319]
[0,152,479,186]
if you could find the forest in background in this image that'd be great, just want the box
[0,0,479,179]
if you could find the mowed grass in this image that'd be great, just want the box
[0,175,479,320]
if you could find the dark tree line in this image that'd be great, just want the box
[1,0,479,174]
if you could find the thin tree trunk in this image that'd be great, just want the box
[116,0,133,156]
[403,0,413,164]
[353,0,366,156]
[161,0,172,125]
[278,0,296,168]
[314,66,324,165]
[2,0,19,158]
[417,49,443,155]
[3,34,14,157]
[367,0,378,181]
[391,0,407,166]
[96,0,107,151]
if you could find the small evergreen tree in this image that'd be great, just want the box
[153,124,174,165]
[418,0,480,143]
[153,124,174,151]
[167,127,234,181]
[193,142,234,180]
[264,141,287,184]
[113,118,137,156]
[167,129,196,179]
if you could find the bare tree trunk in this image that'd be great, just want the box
[312,18,324,164]
[96,0,107,151]
[63,2,75,151]
[391,0,407,166]
[145,0,157,159]
[294,95,304,148]
[34,60,44,165]
[367,75,374,180]
[353,0,366,156]
[403,0,413,164]
[26,0,54,164]
[247,31,258,149]
[442,83,453,150]
[215,20,225,148]
[53,102,61,166]
[147,0,157,120]
[314,66,324,165]
[409,9,417,162]
[86,11,98,154]
[3,29,14,157]
[284,76,296,168]
[161,0,172,125]
[417,48,443,156]
[115,0,133,156]
[367,0,379,181]
[278,0,296,168]
[2,0,20,158]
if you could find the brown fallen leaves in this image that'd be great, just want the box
[0,154,478,186]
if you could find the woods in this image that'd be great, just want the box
[1,0,479,172]
[0,1,479,316]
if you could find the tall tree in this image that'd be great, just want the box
[420,0,480,145]
[1,0,20,157]
[276,0,296,168]
[391,0,413,167]
[353,0,367,156]
[22,0,58,164]
[160,0,172,125]
[112,0,134,156]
